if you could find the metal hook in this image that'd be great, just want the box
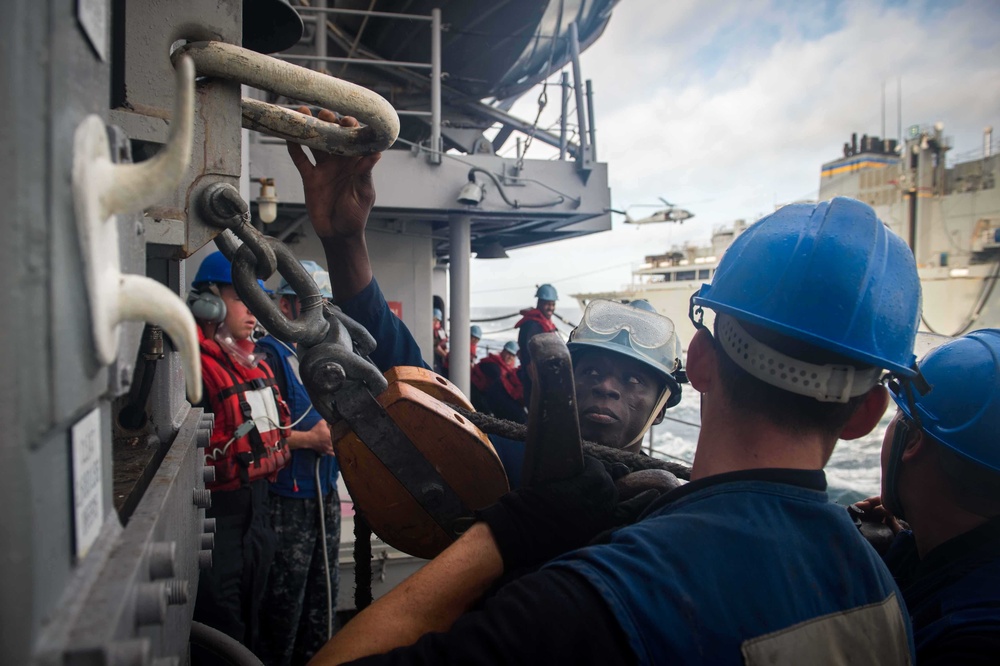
[72,56,202,402]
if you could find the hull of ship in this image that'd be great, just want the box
[918,265,1000,337]
[575,265,1000,352]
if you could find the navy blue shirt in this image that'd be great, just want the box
[256,335,338,498]
[884,516,1000,664]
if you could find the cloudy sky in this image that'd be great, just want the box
[469,0,1000,309]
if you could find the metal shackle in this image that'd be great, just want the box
[172,41,400,156]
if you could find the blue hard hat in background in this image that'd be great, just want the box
[277,259,333,299]
[890,328,1000,473]
[693,197,921,377]
[192,250,269,292]
[535,283,559,301]
[433,308,443,321]
[470,325,483,339]
[503,341,519,355]
[192,251,235,288]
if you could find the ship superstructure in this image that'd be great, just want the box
[819,125,1000,336]
[576,123,1000,345]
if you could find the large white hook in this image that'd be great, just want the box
[173,41,399,156]
[72,56,202,403]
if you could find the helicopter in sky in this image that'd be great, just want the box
[610,197,696,225]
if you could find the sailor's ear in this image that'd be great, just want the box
[652,403,667,426]
[685,328,716,393]
[840,384,890,440]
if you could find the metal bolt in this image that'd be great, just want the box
[420,483,444,505]
[200,533,215,551]
[200,413,215,431]
[164,579,188,605]
[152,658,180,666]
[198,549,213,570]
[106,638,150,666]
[135,582,167,626]
[147,541,176,580]
[202,465,216,484]
[314,361,346,393]
[196,428,212,449]
[203,517,217,534]
[192,488,212,509]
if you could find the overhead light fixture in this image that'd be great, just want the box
[257,177,278,223]
[475,241,509,259]
[457,173,484,206]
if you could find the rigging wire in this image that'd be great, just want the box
[471,262,633,295]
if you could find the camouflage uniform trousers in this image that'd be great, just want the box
[258,488,341,666]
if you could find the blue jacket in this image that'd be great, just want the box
[884,517,1000,664]
[548,469,915,665]
[339,279,526,485]
[256,335,338,499]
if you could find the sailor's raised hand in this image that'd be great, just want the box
[286,107,381,241]
[476,455,618,572]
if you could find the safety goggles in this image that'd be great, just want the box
[574,299,678,349]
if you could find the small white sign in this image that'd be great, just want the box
[72,407,104,559]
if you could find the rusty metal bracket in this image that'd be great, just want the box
[521,332,584,486]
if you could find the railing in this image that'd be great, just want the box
[289,5,442,164]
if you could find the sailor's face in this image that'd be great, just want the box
[538,299,556,319]
[574,350,663,451]
[220,285,257,341]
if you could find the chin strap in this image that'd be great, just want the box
[626,386,672,451]
[882,417,911,521]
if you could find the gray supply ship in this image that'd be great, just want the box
[574,123,1000,345]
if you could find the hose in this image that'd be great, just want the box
[189,621,265,666]
[315,458,334,640]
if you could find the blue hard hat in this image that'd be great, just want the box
[277,259,333,298]
[433,308,443,321]
[470,325,482,339]
[503,341,519,355]
[890,329,1000,472]
[192,251,235,288]
[693,197,921,377]
[568,299,684,407]
[535,283,559,301]
[192,251,269,292]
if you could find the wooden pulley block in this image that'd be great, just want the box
[332,369,509,559]
[383,366,473,411]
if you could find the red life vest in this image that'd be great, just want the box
[514,308,557,333]
[472,354,524,403]
[199,328,291,492]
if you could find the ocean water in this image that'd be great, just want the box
[472,305,886,505]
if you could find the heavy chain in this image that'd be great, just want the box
[197,183,388,407]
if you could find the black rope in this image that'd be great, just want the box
[353,513,373,611]
[552,312,578,328]
[458,409,692,481]
[470,312,522,323]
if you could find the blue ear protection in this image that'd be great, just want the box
[188,287,226,324]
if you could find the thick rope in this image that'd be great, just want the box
[353,513,373,611]
[458,408,691,481]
